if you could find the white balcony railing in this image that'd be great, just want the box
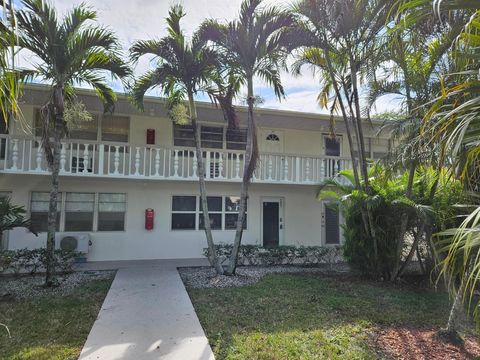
[0,135,353,184]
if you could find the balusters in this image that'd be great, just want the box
[283,157,289,181]
[154,148,160,177]
[173,150,179,177]
[134,147,141,176]
[11,139,18,170]
[36,142,43,172]
[192,151,198,178]
[235,154,240,179]
[82,144,89,174]
[267,155,273,180]
[60,143,66,173]
[217,153,224,179]
[113,146,120,175]
[305,158,311,182]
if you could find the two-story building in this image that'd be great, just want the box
[0,84,391,261]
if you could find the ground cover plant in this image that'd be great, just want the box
[0,273,113,360]
[188,272,480,359]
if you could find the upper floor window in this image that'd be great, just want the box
[173,124,247,150]
[34,109,130,143]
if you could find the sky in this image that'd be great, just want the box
[17,0,401,115]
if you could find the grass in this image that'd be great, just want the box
[0,276,113,360]
[188,273,454,360]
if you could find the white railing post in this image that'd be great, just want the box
[305,158,311,182]
[206,152,211,179]
[295,157,300,182]
[154,148,160,177]
[192,151,198,178]
[60,143,66,173]
[113,146,120,175]
[267,155,273,180]
[283,157,289,181]
[11,139,18,170]
[217,152,224,179]
[35,142,43,172]
[235,154,241,179]
[134,147,141,176]
[98,144,104,175]
[82,144,89,174]
[173,150,179,177]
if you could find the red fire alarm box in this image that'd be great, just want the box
[145,208,154,230]
[146,129,155,145]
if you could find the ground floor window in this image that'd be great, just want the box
[30,191,126,232]
[171,195,247,230]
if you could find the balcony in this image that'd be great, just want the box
[0,135,352,185]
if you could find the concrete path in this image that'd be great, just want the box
[78,259,215,360]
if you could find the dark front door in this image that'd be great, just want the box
[324,203,340,244]
[263,202,279,248]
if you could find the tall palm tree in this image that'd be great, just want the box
[289,0,393,267]
[15,0,130,286]
[130,5,227,274]
[199,0,293,275]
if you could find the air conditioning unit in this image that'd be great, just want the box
[55,233,91,254]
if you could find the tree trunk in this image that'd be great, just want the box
[188,94,223,275]
[442,286,464,343]
[45,85,64,287]
[225,76,256,276]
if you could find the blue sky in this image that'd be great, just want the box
[16,0,401,115]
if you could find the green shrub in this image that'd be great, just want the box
[0,248,79,275]
[203,244,342,266]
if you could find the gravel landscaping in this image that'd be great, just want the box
[179,263,350,288]
[0,270,115,300]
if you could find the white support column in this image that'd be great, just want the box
[267,155,273,180]
[205,152,211,179]
[305,158,311,182]
[295,157,300,182]
[60,143,66,173]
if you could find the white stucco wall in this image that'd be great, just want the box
[1,174,327,261]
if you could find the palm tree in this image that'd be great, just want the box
[289,0,394,267]
[15,0,130,286]
[0,195,37,249]
[199,0,293,275]
[130,5,227,274]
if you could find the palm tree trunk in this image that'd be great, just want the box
[188,94,223,275]
[444,286,464,338]
[45,85,64,287]
[225,76,256,276]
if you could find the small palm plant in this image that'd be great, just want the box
[0,195,37,248]
[14,0,130,286]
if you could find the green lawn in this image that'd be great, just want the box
[0,276,113,360]
[188,273,455,360]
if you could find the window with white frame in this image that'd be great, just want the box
[65,193,95,231]
[30,192,126,232]
[171,195,247,230]
[173,124,247,150]
[171,196,197,230]
[30,192,61,232]
[98,193,126,231]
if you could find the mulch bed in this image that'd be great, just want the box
[373,326,480,360]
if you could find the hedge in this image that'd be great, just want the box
[203,244,343,266]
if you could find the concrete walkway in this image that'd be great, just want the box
[78,259,215,360]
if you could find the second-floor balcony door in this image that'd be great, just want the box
[323,135,342,178]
